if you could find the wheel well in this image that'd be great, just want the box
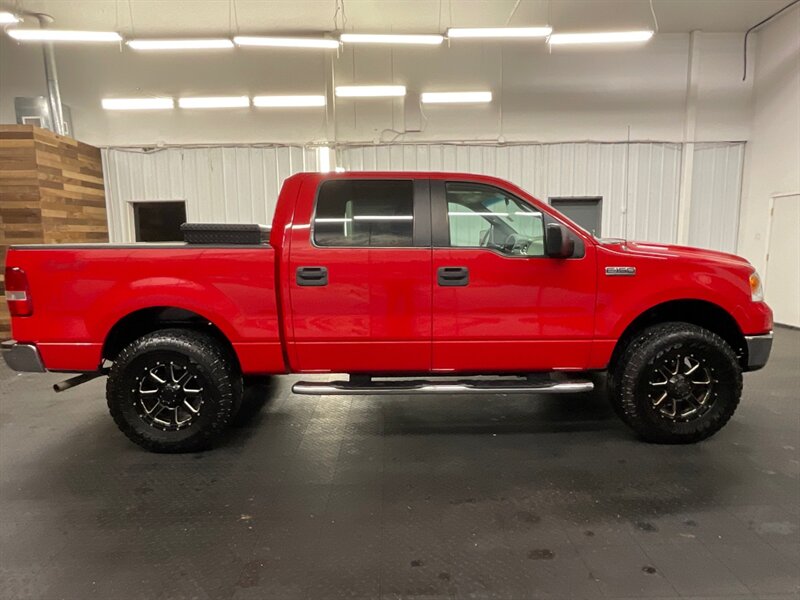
[609,300,747,372]
[102,307,239,370]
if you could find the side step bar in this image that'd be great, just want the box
[292,378,594,396]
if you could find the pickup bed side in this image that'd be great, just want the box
[5,246,286,374]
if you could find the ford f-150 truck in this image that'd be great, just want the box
[3,172,773,452]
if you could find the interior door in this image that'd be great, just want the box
[431,180,597,372]
[765,194,800,327]
[288,177,432,373]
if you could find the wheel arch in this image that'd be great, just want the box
[102,306,240,371]
[608,299,747,372]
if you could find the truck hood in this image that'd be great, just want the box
[596,238,753,269]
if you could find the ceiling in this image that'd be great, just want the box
[2,0,790,36]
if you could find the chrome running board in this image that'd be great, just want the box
[292,378,594,396]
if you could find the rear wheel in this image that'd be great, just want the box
[611,322,742,444]
[106,329,241,453]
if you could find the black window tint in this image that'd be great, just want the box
[314,180,414,247]
[133,201,186,242]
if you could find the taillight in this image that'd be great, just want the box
[5,267,33,317]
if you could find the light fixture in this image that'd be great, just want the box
[548,31,654,45]
[102,98,175,110]
[339,33,443,45]
[234,36,339,49]
[127,38,234,50]
[253,95,326,107]
[421,91,492,104]
[7,29,122,42]
[178,96,250,109]
[447,27,552,39]
[0,11,21,24]
[335,85,407,98]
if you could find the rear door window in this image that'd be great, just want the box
[313,180,415,247]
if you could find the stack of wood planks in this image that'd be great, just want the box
[0,124,108,340]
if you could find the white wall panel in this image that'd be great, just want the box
[689,143,745,253]
[102,141,744,250]
[102,146,317,242]
[340,142,685,243]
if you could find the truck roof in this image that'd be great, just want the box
[288,170,520,186]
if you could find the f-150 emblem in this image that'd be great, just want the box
[605,266,637,276]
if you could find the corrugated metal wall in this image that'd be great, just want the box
[102,146,318,242]
[688,143,745,253]
[102,142,744,251]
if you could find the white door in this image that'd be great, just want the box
[765,194,800,327]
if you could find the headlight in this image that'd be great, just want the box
[749,271,764,302]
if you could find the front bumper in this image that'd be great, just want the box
[1,340,46,373]
[744,332,773,371]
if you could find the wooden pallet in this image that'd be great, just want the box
[0,125,108,340]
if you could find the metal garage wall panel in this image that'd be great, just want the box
[102,146,317,242]
[338,142,683,242]
[102,142,743,249]
[688,143,745,253]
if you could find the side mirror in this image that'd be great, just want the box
[545,223,575,258]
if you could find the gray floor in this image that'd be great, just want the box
[1,329,798,600]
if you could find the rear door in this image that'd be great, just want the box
[431,180,597,372]
[287,177,432,373]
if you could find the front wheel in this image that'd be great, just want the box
[611,322,742,444]
[106,329,241,453]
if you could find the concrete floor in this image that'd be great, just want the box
[0,329,798,600]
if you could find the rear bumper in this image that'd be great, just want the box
[1,340,46,373]
[744,332,773,372]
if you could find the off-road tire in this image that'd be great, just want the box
[610,322,742,444]
[107,328,241,453]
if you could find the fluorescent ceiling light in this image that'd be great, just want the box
[102,97,174,110]
[234,36,339,49]
[127,38,234,50]
[253,95,326,107]
[548,30,654,45]
[7,29,122,42]
[340,33,443,45]
[0,11,21,24]
[447,27,552,39]
[421,91,492,104]
[178,96,250,109]
[335,85,406,98]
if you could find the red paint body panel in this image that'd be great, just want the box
[6,246,285,373]
[4,171,773,376]
[431,248,597,371]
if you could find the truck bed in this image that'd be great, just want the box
[6,244,285,374]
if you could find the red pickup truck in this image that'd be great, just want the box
[3,172,773,452]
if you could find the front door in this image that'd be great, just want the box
[288,177,432,373]
[431,180,597,372]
